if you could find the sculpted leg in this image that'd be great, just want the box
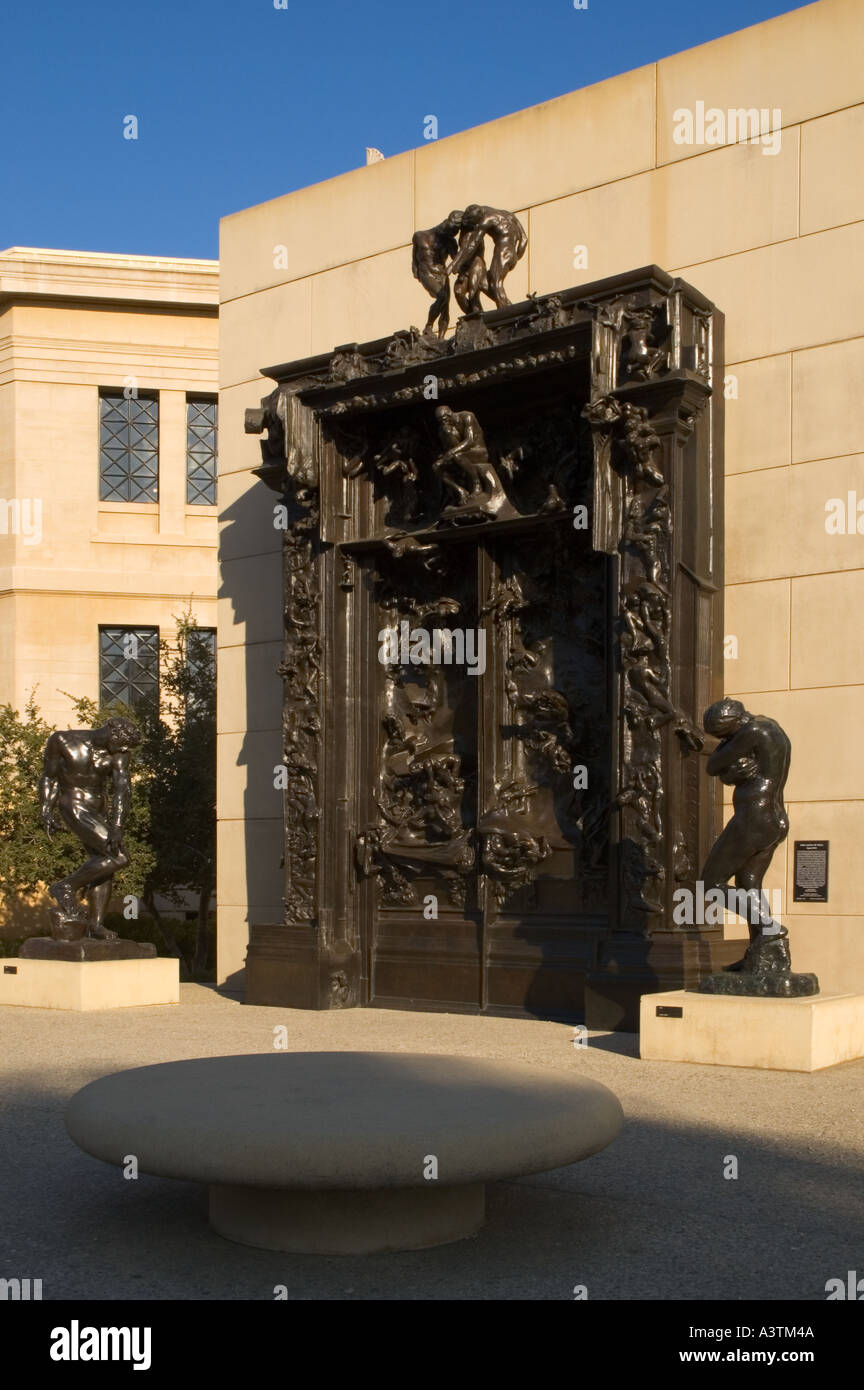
[699,818,753,968]
[424,274,450,337]
[50,803,125,936]
[700,817,750,893]
[455,257,487,314]
[734,845,784,939]
[48,878,82,919]
[486,249,508,308]
[88,879,118,939]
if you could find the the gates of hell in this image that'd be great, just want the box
[243,264,741,1030]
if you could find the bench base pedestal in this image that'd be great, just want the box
[209,1181,486,1254]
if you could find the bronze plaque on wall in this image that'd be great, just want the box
[793,840,829,903]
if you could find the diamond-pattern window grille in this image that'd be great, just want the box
[186,398,218,505]
[99,626,159,712]
[99,392,159,502]
[184,627,217,717]
[187,627,216,670]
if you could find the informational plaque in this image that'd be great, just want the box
[793,840,829,903]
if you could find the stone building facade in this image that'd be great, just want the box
[218,0,864,998]
[0,247,219,727]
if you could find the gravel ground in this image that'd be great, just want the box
[1,984,862,1301]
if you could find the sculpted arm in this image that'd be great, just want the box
[109,750,133,850]
[40,734,62,832]
[449,228,484,275]
[443,415,478,459]
[706,726,756,778]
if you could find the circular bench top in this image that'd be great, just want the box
[66,1052,623,1190]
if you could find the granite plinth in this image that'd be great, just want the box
[698,931,819,997]
[699,968,820,997]
[20,937,156,961]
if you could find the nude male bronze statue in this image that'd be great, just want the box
[450,217,491,316]
[40,716,142,941]
[411,212,463,338]
[448,205,527,311]
[696,698,818,996]
[433,405,510,520]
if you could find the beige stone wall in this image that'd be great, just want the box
[218,0,864,994]
[0,249,218,720]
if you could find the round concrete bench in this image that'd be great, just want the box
[65,1051,623,1253]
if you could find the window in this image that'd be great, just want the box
[183,626,216,717]
[99,627,159,711]
[187,626,216,670]
[186,397,218,505]
[99,391,159,502]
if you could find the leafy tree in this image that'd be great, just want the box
[140,614,216,976]
[0,693,79,898]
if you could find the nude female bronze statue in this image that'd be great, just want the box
[697,698,818,996]
[40,716,142,941]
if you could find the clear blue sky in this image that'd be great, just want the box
[0,0,810,259]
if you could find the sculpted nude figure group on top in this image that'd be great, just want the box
[411,205,528,338]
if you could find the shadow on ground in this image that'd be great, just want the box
[2,1073,862,1301]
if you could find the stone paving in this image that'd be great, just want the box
[2,985,862,1301]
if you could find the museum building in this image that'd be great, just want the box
[0,246,219,731]
[216,0,864,1025]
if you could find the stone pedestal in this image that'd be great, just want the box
[209,1182,485,1255]
[0,957,179,1010]
[20,936,156,961]
[639,988,864,1071]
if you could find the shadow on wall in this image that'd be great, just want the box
[218,469,285,996]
